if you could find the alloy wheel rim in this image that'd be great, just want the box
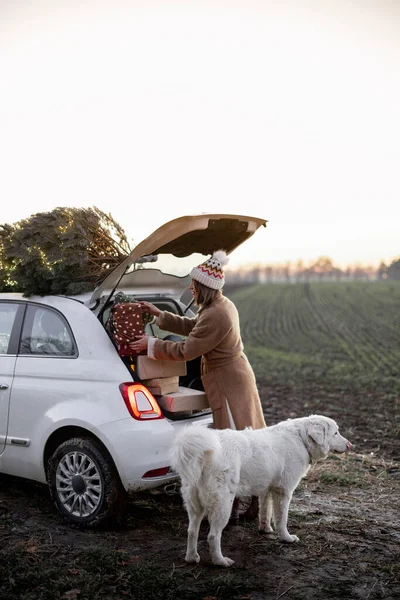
[56,451,103,518]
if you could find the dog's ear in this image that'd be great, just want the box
[307,423,326,448]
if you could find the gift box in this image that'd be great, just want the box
[109,302,146,357]
[156,387,209,412]
[141,376,180,395]
[135,355,186,379]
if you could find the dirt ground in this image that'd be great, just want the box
[1,381,399,600]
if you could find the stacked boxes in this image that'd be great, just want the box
[135,356,209,412]
[136,355,186,395]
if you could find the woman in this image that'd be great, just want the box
[130,250,266,520]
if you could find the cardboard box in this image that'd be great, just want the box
[142,376,179,395]
[156,387,209,413]
[135,356,186,379]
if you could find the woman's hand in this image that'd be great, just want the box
[129,334,150,354]
[138,301,161,318]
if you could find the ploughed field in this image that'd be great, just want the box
[232,281,400,393]
[1,282,399,600]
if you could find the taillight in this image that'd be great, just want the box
[119,383,164,420]
[142,467,170,478]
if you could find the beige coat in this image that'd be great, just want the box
[153,295,266,430]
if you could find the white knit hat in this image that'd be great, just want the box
[190,250,229,290]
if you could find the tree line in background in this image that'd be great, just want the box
[227,256,400,284]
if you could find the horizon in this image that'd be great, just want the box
[226,256,396,272]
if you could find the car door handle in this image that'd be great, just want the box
[0,384,9,390]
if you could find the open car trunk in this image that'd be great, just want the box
[92,213,267,420]
[89,213,267,306]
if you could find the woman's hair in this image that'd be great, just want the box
[192,279,222,310]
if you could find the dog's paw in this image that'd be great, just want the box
[259,524,274,534]
[213,556,234,568]
[280,534,299,543]
[185,552,200,564]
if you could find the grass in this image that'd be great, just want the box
[0,543,249,600]
[306,452,397,489]
[318,471,368,487]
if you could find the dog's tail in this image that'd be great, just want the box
[170,425,220,487]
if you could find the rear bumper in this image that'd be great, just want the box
[98,412,213,492]
[125,470,180,493]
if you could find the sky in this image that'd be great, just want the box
[1,0,399,270]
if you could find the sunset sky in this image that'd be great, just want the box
[1,0,399,270]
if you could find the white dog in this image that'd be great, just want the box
[170,415,352,567]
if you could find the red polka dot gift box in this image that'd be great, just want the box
[109,302,147,357]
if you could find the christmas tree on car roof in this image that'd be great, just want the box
[0,206,133,296]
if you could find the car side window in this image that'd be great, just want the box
[19,305,76,357]
[0,303,20,354]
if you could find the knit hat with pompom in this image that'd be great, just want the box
[190,250,229,290]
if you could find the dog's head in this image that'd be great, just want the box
[304,415,352,460]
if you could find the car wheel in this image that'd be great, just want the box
[47,437,126,527]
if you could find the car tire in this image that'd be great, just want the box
[47,437,126,527]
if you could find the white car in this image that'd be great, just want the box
[0,213,266,526]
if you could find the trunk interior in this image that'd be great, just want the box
[98,292,211,421]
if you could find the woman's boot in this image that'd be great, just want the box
[240,496,259,520]
[229,498,240,525]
